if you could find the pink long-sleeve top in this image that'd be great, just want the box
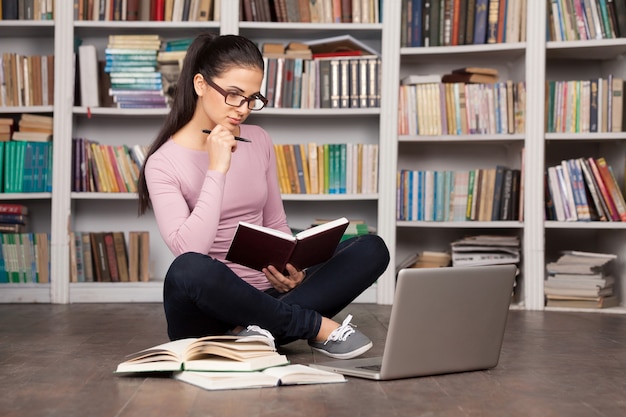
[144,124,290,291]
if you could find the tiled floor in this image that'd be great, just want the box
[1,302,625,417]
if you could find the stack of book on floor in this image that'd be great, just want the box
[451,235,520,267]
[545,251,619,309]
[115,331,345,390]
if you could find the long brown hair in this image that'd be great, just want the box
[137,33,265,215]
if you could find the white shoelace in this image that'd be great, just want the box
[324,314,356,345]
[239,325,276,350]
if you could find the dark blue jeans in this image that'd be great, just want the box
[163,234,390,345]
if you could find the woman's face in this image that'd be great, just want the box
[197,66,264,132]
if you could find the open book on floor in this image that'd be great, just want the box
[115,334,289,373]
[226,217,349,273]
[174,364,346,391]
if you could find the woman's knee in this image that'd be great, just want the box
[165,252,225,288]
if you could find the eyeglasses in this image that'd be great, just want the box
[205,78,268,111]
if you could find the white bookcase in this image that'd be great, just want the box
[2,1,625,313]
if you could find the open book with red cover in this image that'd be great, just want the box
[226,217,349,273]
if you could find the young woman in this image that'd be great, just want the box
[137,33,390,359]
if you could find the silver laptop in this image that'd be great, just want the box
[310,264,516,380]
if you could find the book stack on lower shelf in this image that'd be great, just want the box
[0,202,50,284]
[0,202,28,233]
[115,330,345,391]
[451,235,521,267]
[69,230,149,283]
[395,250,452,274]
[545,251,619,309]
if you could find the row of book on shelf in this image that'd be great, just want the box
[548,0,626,41]
[0,53,55,108]
[275,143,378,195]
[401,0,527,47]
[398,68,526,136]
[0,1,54,20]
[261,36,381,109]
[241,0,381,23]
[69,230,150,283]
[546,77,626,134]
[545,250,619,309]
[71,138,147,193]
[397,165,522,222]
[73,0,219,21]
[545,156,626,222]
[1,115,53,193]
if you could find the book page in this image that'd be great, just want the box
[295,217,348,239]
[238,221,295,241]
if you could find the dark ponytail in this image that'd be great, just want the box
[137,33,264,215]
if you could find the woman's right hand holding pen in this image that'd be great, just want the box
[204,126,238,174]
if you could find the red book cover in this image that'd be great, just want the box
[587,157,620,221]
[226,218,349,273]
[151,0,165,21]
[104,232,120,282]
[0,203,28,215]
[594,157,626,221]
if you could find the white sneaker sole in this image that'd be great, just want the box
[311,341,373,360]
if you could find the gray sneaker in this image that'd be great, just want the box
[309,314,373,359]
[232,325,276,350]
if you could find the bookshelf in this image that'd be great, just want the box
[2,1,625,313]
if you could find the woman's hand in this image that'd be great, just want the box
[263,264,306,293]
[205,126,238,173]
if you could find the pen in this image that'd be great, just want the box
[202,129,252,143]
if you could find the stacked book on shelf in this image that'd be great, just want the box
[397,165,522,222]
[157,38,193,102]
[275,142,378,195]
[241,0,381,23]
[69,230,150,283]
[451,235,521,267]
[307,218,373,242]
[545,157,626,222]
[0,203,28,233]
[547,0,626,41]
[545,251,619,309]
[545,77,625,133]
[401,0,526,47]
[1,114,53,193]
[0,203,50,284]
[395,250,452,273]
[104,34,167,109]
[261,36,381,109]
[398,69,526,136]
[0,52,54,107]
[71,138,147,193]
